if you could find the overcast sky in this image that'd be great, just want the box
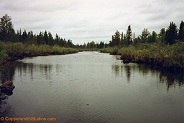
[0,0,183,44]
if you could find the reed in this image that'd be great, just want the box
[0,42,78,63]
[101,42,184,70]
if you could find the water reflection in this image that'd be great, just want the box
[0,53,184,123]
[0,64,16,121]
[137,65,184,89]
[0,64,15,83]
[125,65,131,82]
[0,65,15,98]
[112,63,184,89]
[111,65,121,77]
[15,62,54,81]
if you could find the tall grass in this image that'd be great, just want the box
[101,42,184,70]
[0,42,78,63]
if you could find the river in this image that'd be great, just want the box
[0,51,184,123]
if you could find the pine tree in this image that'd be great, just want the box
[111,31,121,47]
[159,28,166,43]
[151,31,157,43]
[114,30,120,46]
[22,30,28,43]
[0,14,14,41]
[44,30,48,45]
[99,41,105,48]
[111,35,115,47]
[27,31,34,44]
[178,21,184,41]
[55,33,60,45]
[141,28,150,43]
[165,22,177,44]
[125,25,132,46]
[48,32,54,46]
[37,32,44,45]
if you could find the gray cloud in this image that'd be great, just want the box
[0,0,183,44]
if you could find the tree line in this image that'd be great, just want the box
[74,21,184,49]
[1,14,184,49]
[109,21,184,47]
[0,14,74,47]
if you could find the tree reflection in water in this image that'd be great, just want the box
[0,62,55,121]
[15,62,53,81]
[0,63,16,120]
[112,63,184,90]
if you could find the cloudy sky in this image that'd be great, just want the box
[0,0,183,44]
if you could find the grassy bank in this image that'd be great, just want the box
[0,42,78,64]
[101,42,184,71]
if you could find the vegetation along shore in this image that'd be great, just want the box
[0,14,78,64]
[100,22,184,71]
[0,14,184,71]
[0,42,78,64]
[100,42,184,71]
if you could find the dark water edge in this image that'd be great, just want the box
[2,50,79,65]
[0,52,184,123]
[100,47,184,72]
[1,55,184,90]
[120,54,184,72]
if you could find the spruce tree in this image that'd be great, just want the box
[44,30,48,45]
[141,28,150,43]
[165,22,177,44]
[111,35,115,47]
[126,25,132,46]
[114,30,120,46]
[151,31,157,43]
[37,32,44,45]
[48,32,54,46]
[22,30,28,43]
[178,21,184,41]
[159,28,166,43]
[0,14,14,41]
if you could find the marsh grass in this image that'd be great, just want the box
[101,42,184,70]
[0,42,78,63]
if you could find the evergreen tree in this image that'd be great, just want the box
[159,28,166,43]
[125,25,132,45]
[22,30,28,43]
[0,14,14,41]
[55,33,60,45]
[37,32,44,45]
[114,30,120,46]
[151,31,157,43]
[44,30,48,45]
[27,31,34,44]
[165,22,177,44]
[178,21,184,41]
[99,41,105,48]
[141,28,150,43]
[83,43,86,49]
[48,32,54,46]
[111,35,115,47]
[109,40,113,47]
[134,36,141,45]
[66,40,73,48]
[62,38,67,47]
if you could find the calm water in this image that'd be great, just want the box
[0,51,184,123]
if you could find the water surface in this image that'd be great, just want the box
[0,51,184,123]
